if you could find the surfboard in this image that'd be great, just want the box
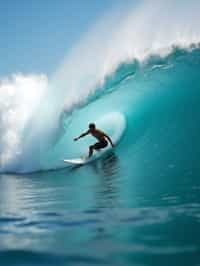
[64,157,87,165]
[63,150,108,165]
[64,143,116,165]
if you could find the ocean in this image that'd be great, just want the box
[1,1,200,265]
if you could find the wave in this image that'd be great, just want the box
[1,45,200,173]
[1,0,200,173]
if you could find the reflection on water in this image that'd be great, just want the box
[1,149,200,266]
[92,152,120,210]
[91,152,120,241]
[91,151,120,177]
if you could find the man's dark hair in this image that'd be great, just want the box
[89,123,95,129]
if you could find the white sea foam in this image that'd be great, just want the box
[0,74,48,169]
[52,0,200,113]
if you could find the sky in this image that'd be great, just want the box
[0,0,121,77]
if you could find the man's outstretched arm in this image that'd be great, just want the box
[104,134,115,147]
[74,130,90,141]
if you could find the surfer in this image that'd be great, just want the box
[74,123,115,157]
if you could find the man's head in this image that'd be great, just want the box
[89,123,96,131]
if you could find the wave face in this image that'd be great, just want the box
[1,46,200,173]
[1,0,200,173]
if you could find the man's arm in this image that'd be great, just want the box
[74,130,90,141]
[104,133,115,147]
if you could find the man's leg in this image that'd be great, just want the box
[89,145,94,157]
[89,141,107,158]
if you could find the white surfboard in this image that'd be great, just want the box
[64,157,87,165]
[64,148,112,166]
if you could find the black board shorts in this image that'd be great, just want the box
[93,140,108,150]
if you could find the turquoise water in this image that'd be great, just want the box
[1,47,200,265]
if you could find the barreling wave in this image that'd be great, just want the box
[1,0,200,173]
[1,44,200,173]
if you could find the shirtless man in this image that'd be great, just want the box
[74,123,114,158]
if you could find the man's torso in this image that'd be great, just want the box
[90,129,106,142]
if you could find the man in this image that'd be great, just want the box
[74,123,114,158]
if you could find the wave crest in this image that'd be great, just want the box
[0,74,48,169]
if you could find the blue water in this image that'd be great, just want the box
[1,46,200,265]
